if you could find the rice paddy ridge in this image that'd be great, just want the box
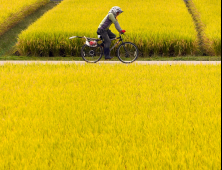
[184,0,215,56]
[0,0,50,36]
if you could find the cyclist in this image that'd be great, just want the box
[97,6,126,60]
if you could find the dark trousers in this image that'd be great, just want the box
[97,28,116,48]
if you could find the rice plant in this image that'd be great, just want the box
[17,0,198,57]
[0,63,221,169]
[16,0,221,57]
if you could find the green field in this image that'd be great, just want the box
[0,64,221,169]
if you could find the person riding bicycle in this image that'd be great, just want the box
[97,6,126,60]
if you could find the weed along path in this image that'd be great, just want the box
[0,2,58,57]
[0,61,220,65]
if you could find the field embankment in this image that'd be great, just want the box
[192,0,221,55]
[0,2,58,57]
[0,0,49,36]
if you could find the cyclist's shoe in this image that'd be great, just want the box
[104,48,113,60]
[105,56,113,60]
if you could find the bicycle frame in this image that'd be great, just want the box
[110,37,122,52]
[98,34,124,51]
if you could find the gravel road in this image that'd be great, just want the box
[0,61,221,65]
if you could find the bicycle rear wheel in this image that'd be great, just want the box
[81,44,103,63]
[117,42,138,63]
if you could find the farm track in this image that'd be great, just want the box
[0,2,58,57]
[0,61,220,65]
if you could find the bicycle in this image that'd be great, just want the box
[69,33,138,63]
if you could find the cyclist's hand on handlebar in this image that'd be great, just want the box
[120,30,126,34]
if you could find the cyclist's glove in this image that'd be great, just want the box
[120,30,126,34]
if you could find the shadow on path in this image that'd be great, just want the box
[0,2,58,57]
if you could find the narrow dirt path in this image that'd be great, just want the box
[0,61,220,65]
[0,2,58,57]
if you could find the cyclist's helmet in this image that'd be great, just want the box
[109,6,123,17]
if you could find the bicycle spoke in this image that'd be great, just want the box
[118,42,138,63]
[81,45,103,63]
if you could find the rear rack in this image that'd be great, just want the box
[69,36,101,41]
[69,35,121,41]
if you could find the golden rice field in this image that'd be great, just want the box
[16,0,221,57]
[0,64,221,169]
[0,0,49,36]
[15,0,195,56]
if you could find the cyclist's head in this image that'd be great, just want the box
[109,6,123,17]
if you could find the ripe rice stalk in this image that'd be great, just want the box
[0,64,221,169]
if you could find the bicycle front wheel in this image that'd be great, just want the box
[81,44,103,63]
[117,42,138,63]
